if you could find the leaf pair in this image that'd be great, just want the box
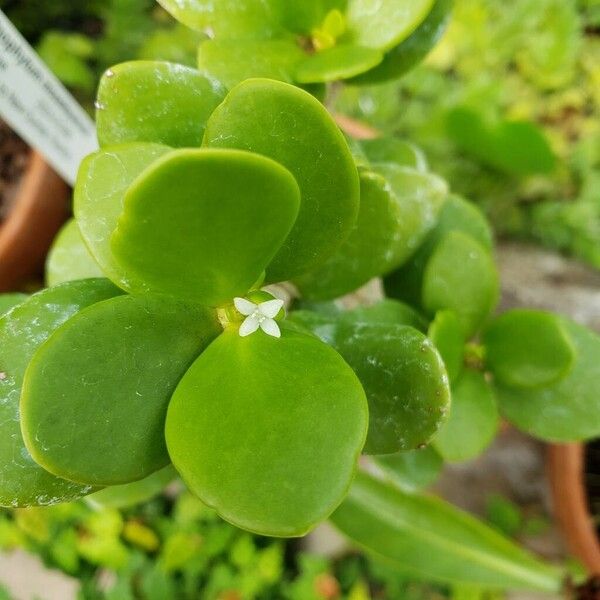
[385,195,499,338]
[85,68,360,301]
[156,0,445,87]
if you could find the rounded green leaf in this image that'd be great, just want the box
[197,38,303,89]
[359,137,428,171]
[21,295,221,486]
[293,169,407,300]
[330,472,564,592]
[204,78,360,282]
[166,326,368,537]
[156,0,281,38]
[346,0,435,52]
[0,279,121,507]
[496,318,600,442]
[0,293,27,318]
[295,45,383,83]
[96,61,226,149]
[110,148,300,306]
[428,310,465,382]
[291,310,450,455]
[46,219,103,286]
[371,164,448,268]
[272,0,346,35]
[351,0,452,84]
[373,446,443,492]
[422,232,499,337]
[86,466,177,509]
[384,194,494,309]
[433,370,498,463]
[343,300,428,331]
[483,310,576,389]
[74,143,172,291]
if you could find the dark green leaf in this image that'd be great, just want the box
[21,295,221,485]
[96,61,226,148]
[166,326,368,537]
[111,148,300,306]
[0,279,121,507]
[428,310,465,382]
[204,78,360,282]
[373,446,442,492]
[330,472,564,592]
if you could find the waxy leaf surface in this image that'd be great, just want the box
[75,143,172,291]
[0,293,26,318]
[21,295,221,486]
[0,279,121,507]
[428,310,465,382]
[197,38,303,89]
[204,79,359,281]
[87,466,177,509]
[346,0,434,52]
[111,148,300,306]
[433,370,498,463]
[497,319,600,441]
[330,472,563,592]
[294,169,406,300]
[422,232,499,337]
[96,61,226,148]
[166,327,368,537]
[483,310,575,389]
[46,219,103,286]
[373,447,442,492]
[359,137,428,171]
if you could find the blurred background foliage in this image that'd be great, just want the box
[335,0,600,269]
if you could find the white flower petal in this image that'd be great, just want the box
[258,298,284,319]
[260,318,281,338]
[239,315,260,337]
[234,297,257,316]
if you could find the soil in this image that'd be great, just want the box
[0,120,30,222]
[584,440,600,540]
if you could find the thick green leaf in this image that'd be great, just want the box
[496,318,600,441]
[371,164,448,269]
[166,326,368,537]
[111,148,300,306]
[204,78,360,281]
[433,370,498,463]
[74,143,172,291]
[272,0,347,34]
[483,310,576,389]
[422,232,499,337]
[294,169,406,300]
[346,0,435,52]
[21,295,221,486]
[0,293,26,318]
[86,466,177,509]
[156,0,281,38]
[351,0,452,84]
[343,300,428,331]
[373,447,442,492]
[46,219,103,286]
[331,472,564,592]
[295,45,383,83]
[96,61,225,148]
[197,38,303,89]
[0,279,121,507]
[428,310,465,382]
[292,311,450,455]
[359,137,428,171]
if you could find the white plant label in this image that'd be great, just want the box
[0,10,97,184]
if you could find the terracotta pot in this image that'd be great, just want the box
[548,443,600,575]
[0,150,70,292]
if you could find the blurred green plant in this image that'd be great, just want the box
[334,0,600,269]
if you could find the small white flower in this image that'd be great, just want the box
[234,297,284,338]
